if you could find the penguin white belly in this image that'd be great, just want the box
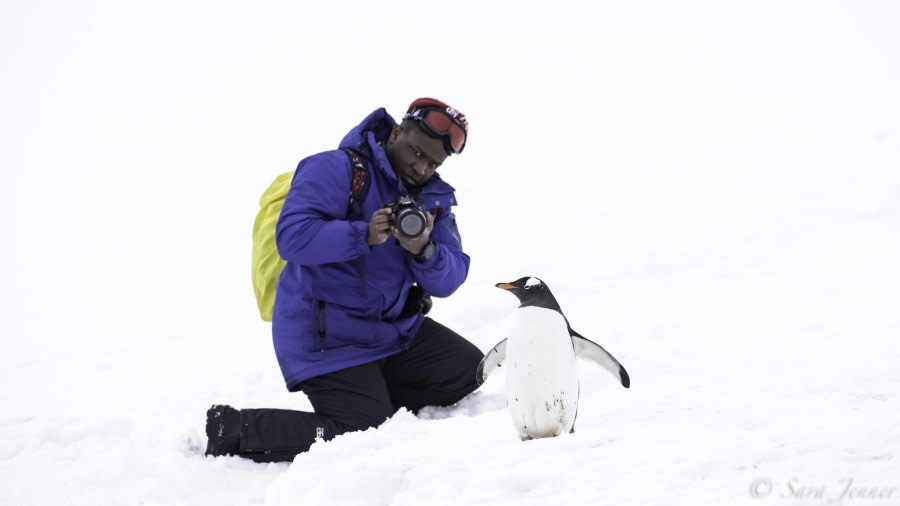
[505,306,579,440]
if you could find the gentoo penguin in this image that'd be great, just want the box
[477,276,630,440]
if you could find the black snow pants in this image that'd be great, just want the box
[238,317,482,462]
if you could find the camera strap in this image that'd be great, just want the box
[395,173,426,206]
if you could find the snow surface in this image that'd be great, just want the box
[2,1,900,505]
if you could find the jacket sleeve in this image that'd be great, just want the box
[275,151,371,266]
[409,206,470,297]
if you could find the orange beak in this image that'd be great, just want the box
[495,283,517,290]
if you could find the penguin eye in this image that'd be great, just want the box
[524,277,540,289]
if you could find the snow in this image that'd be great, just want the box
[2,1,899,505]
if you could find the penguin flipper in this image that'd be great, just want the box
[475,339,508,386]
[570,331,631,388]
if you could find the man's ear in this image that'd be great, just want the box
[387,125,403,146]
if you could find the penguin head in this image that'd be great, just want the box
[496,276,562,312]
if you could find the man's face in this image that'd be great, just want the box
[385,123,449,188]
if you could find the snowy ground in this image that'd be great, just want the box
[2,2,899,505]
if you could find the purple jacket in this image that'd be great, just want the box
[272,108,470,390]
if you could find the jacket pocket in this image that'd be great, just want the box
[308,300,399,352]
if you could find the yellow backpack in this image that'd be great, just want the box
[251,148,369,321]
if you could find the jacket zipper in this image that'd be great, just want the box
[316,300,326,352]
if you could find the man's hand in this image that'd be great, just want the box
[393,211,434,255]
[367,208,394,246]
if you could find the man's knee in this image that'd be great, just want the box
[338,405,394,432]
[298,363,395,431]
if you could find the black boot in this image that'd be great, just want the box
[205,405,241,457]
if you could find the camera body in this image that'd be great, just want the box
[387,196,428,239]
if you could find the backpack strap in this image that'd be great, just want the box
[340,147,369,216]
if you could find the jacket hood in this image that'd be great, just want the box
[339,107,396,153]
[339,107,455,197]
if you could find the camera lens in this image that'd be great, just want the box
[396,209,426,238]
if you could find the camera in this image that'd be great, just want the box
[387,196,428,239]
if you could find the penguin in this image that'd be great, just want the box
[477,276,630,440]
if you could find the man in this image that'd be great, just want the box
[206,98,482,462]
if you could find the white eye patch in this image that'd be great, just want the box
[525,277,542,288]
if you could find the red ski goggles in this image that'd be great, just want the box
[404,107,468,155]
